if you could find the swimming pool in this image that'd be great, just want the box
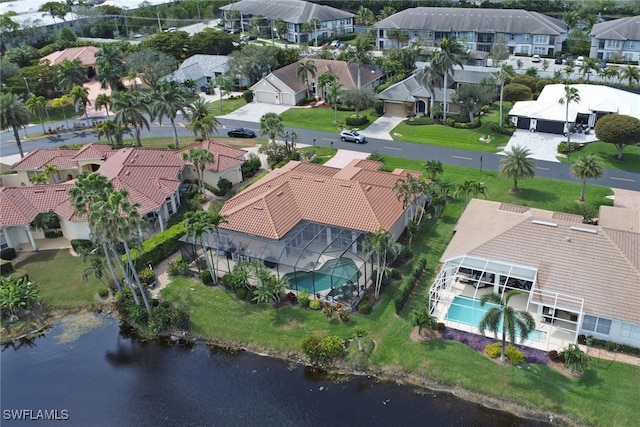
[284,258,361,293]
[445,296,545,342]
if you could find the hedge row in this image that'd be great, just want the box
[394,255,428,314]
[0,248,17,261]
[127,222,185,268]
[345,116,369,127]
[446,118,481,129]
[490,123,516,135]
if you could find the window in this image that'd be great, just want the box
[521,33,530,42]
[621,323,640,342]
[582,314,612,335]
[606,40,621,49]
[520,46,530,55]
[533,46,546,54]
[624,40,634,49]
[533,35,548,44]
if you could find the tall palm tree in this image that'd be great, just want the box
[69,173,125,298]
[377,6,396,21]
[184,210,216,285]
[296,60,317,99]
[345,35,375,89]
[620,65,640,86]
[354,6,375,26]
[25,93,47,134]
[94,93,112,119]
[558,85,581,150]
[151,81,188,149]
[113,91,150,147]
[431,37,465,122]
[56,58,86,91]
[209,207,228,284]
[42,164,59,183]
[96,119,119,148]
[216,74,234,112]
[570,153,604,202]
[422,159,443,180]
[499,145,535,192]
[325,82,343,123]
[51,95,71,129]
[579,58,600,84]
[260,112,284,143]
[316,73,337,100]
[363,227,396,298]
[182,148,214,194]
[69,85,91,122]
[0,92,30,158]
[600,66,619,84]
[421,65,442,119]
[301,18,321,47]
[495,64,515,126]
[185,98,219,140]
[479,290,536,363]
[95,45,126,91]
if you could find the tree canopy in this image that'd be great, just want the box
[594,114,640,160]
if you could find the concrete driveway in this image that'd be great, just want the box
[218,102,292,122]
[362,115,405,141]
[501,129,598,162]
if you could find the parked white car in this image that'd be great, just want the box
[574,56,585,66]
[340,129,366,143]
[531,54,541,63]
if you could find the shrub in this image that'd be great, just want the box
[1,248,17,260]
[560,343,591,374]
[337,306,350,322]
[168,258,190,277]
[320,335,345,360]
[242,90,253,103]
[1,261,14,275]
[241,153,262,179]
[512,75,537,92]
[357,301,372,315]
[70,240,93,254]
[437,322,446,332]
[217,178,232,194]
[505,345,525,365]
[149,304,172,334]
[97,286,109,298]
[200,270,213,284]
[394,255,427,314]
[374,100,384,115]
[138,268,155,286]
[490,123,515,135]
[128,222,185,268]
[485,342,502,358]
[44,230,63,238]
[309,299,321,310]
[503,83,532,102]
[452,118,481,129]
[367,151,384,162]
[301,336,323,364]
[557,141,581,155]
[345,115,368,127]
[297,291,310,307]
[405,116,434,126]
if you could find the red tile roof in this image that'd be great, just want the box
[40,46,100,67]
[11,148,79,171]
[0,184,73,227]
[72,143,114,161]
[177,140,247,173]
[220,160,415,239]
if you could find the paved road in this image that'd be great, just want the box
[1,116,637,191]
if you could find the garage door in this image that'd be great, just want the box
[515,117,530,130]
[255,91,276,104]
[385,102,407,117]
[536,120,564,134]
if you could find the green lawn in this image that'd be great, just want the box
[280,106,378,133]
[13,250,105,310]
[210,97,248,116]
[390,104,511,153]
[560,142,640,173]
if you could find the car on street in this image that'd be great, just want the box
[240,35,257,41]
[531,55,541,63]
[574,56,585,66]
[227,128,256,138]
[340,129,366,143]
[330,40,340,48]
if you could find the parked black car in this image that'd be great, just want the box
[555,56,564,64]
[200,84,211,94]
[227,128,256,138]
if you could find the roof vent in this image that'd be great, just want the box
[570,226,597,234]
[313,178,324,183]
[365,185,372,191]
[34,189,45,193]
[124,170,130,176]
[339,183,351,188]
[55,188,66,192]
[276,191,284,196]
[253,206,263,211]
[291,175,301,180]
[531,220,557,227]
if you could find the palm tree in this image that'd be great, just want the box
[345,35,375,89]
[316,73,337,100]
[209,206,228,284]
[563,65,575,82]
[185,98,219,140]
[423,159,443,180]
[363,227,395,298]
[558,85,581,151]
[56,58,86,91]
[421,65,442,119]
[325,82,343,123]
[42,164,59,183]
[225,10,240,32]
[354,6,375,26]
[570,153,604,202]
[600,66,619,83]
[95,45,126,91]
[51,95,71,129]
[431,37,465,122]
[620,65,640,86]
[580,58,600,84]
[30,174,48,184]
[410,305,437,335]
[260,112,284,143]
[454,179,486,205]
[113,91,150,147]
[495,64,516,126]
[96,119,118,147]
[296,60,317,99]
[94,93,112,119]
[151,81,188,149]
[25,93,47,134]
[300,18,321,47]
[182,148,214,194]
[0,93,30,158]
[184,210,216,285]
[479,290,536,363]
[377,6,396,21]
[69,85,91,122]
[216,74,234,112]
[499,145,535,192]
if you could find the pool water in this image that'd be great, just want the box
[446,296,545,342]
[284,258,361,293]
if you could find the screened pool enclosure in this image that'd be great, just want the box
[179,221,373,306]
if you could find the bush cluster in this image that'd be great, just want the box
[297,291,310,307]
[485,342,502,358]
[301,335,345,366]
[447,118,481,129]
[137,268,156,286]
[490,123,515,135]
[70,240,93,254]
[309,299,321,310]
[367,151,384,162]
[345,115,369,127]
[44,230,63,238]
[394,255,428,314]
[168,257,190,277]
[357,301,372,315]
[1,248,17,261]
[241,153,262,180]
[505,345,525,365]
[405,116,435,126]
[556,141,581,155]
[149,302,191,334]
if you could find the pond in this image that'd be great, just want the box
[1,314,550,426]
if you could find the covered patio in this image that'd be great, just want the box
[429,255,584,351]
[179,220,373,307]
